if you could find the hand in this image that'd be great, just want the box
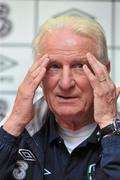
[83,53,120,128]
[3,54,49,136]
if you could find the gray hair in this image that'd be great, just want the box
[33,16,108,64]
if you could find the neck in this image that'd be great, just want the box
[55,111,94,131]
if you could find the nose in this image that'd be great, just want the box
[59,67,75,90]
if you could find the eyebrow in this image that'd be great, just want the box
[49,57,88,62]
[75,57,88,62]
[48,59,60,63]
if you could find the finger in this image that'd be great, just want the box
[83,64,99,88]
[30,54,49,73]
[87,54,114,92]
[86,53,108,81]
[33,67,47,86]
[31,57,50,78]
[83,63,110,91]
[32,58,50,86]
[22,57,50,92]
[36,53,42,59]
[35,53,42,61]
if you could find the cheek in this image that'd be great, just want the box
[76,75,93,94]
[43,70,61,84]
[77,77,94,107]
[75,73,90,86]
[42,74,59,95]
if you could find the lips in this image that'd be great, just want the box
[56,94,79,102]
[58,95,76,99]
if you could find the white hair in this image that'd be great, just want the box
[33,16,108,64]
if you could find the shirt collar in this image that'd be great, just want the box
[71,126,101,150]
[48,113,101,146]
[48,112,60,144]
[86,125,101,144]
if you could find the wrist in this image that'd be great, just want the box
[99,122,113,129]
[3,115,25,137]
[98,115,117,129]
[100,115,120,137]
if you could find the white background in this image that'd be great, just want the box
[0,0,120,120]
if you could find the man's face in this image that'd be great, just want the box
[41,28,98,120]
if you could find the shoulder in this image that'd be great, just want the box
[26,96,49,136]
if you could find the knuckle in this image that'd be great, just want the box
[97,69,103,76]
[102,65,107,71]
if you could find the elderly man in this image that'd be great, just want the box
[0,16,120,180]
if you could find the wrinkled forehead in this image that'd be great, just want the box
[48,50,87,61]
[40,28,97,54]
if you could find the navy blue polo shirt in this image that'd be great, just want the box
[32,112,108,180]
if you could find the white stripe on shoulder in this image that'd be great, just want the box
[26,96,48,136]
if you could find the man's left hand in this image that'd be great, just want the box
[83,53,120,128]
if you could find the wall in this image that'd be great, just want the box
[0,0,120,122]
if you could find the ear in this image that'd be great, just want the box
[105,60,111,74]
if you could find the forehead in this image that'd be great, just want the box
[40,28,97,57]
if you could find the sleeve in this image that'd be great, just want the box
[0,127,22,178]
[101,135,120,179]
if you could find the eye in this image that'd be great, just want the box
[48,63,61,69]
[47,63,62,73]
[72,63,83,69]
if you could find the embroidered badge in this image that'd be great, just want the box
[18,149,36,161]
[87,163,96,180]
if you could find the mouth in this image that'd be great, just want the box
[58,95,75,99]
[57,95,78,101]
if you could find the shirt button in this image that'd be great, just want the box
[59,140,62,144]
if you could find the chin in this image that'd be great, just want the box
[54,107,82,117]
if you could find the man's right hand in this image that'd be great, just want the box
[3,54,49,136]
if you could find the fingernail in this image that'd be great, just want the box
[86,52,92,58]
